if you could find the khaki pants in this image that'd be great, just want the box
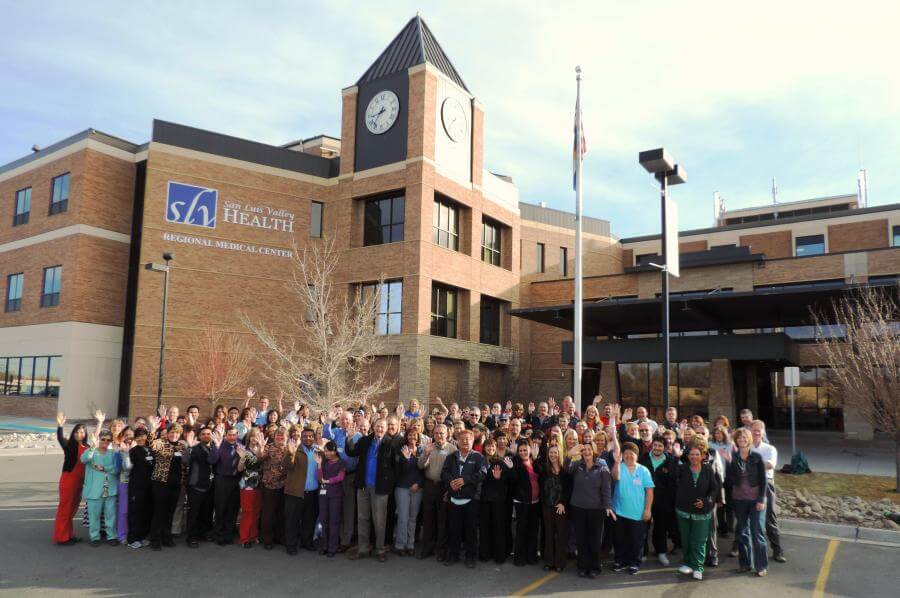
[356,487,389,554]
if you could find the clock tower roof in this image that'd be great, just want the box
[357,15,469,93]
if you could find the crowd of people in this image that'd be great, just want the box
[52,389,785,581]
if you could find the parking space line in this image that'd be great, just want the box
[813,539,840,598]
[512,571,558,596]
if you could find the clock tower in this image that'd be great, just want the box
[343,15,479,183]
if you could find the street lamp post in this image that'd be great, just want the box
[145,252,173,409]
[638,149,686,412]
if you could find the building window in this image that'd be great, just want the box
[618,361,711,418]
[772,366,843,431]
[363,280,403,335]
[363,193,404,246]
[480,295,501,345]
[560,247,568,277]
[310,201,323,237]
[430,283,457,338]
[41,266,62,308]
[50,173,70,215]
[481,219,501,266]
[5,273,23,312]
[795,234,825,256]
[536,243,545,273]
[13,188,31,226]
[893,225,900,247]
[0,355,61,397]
[432,197,459,251]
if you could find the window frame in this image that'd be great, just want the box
[559,246,568,277]
[5,273,23,313]
[40,265,62,308]
[795,234,826,257]
[13,187,31,226]
[310,201,324,238]
[892,225,900,248]
[536,242,546,273]
[430,283,458,339]
[479,295,502,345]
[481,218,502,266]
[432,196,460,251]
[363,279,403,335]
[49,173,70,215]
[363,192,405,246]
[0,355,61,397]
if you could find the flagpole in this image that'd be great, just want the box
[574,65,584,412]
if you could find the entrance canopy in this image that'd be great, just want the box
[511,279,898,337]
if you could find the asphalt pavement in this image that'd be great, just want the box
[0,454,895,597]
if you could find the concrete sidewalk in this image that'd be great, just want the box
[769,430,895,477]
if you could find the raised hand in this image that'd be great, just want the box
[401,445,411,459]
[492,464,502,480]
[503,457,513,469]
[378,401,385,411]
[592,395,602,406]
[185,430,196,447]
[157,404,166,419]
[187,411,195,427]
[527,402,536,414]
[287,438,298,455]
[94,409,106,423]
[622,408,633,422]
[293,400,300,413]
[56,412,66,427]
[148,416,161,433]
[395,403,404,417]
[505,400,512,411]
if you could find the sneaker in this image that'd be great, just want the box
[627,566,640,575]
[729,549,739,558]
[657,553,670,566]
[757,569,768,577]
[128,541,143,549]
[612,563,628,572]
[141,539,151,547]
[692,570,703,581]
[773,553,787,563]
[678,565,693,575]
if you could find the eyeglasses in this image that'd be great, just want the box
[99,436,112,442]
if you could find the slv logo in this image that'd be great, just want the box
[166,181,217,228]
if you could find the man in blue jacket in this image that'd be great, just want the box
[441,428,485,568]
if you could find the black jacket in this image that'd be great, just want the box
[674,462,720,515]
[538,463,572,508]
[57,426,86,473]
[186,443,214,491]
[128,445,154,491]
[508,457,541,503]
[346,433,398,495]
[441,450,486,501]
[526,414,557,432]
[480,458,512,502]
[639,452,678,507]
[724,450,767,504]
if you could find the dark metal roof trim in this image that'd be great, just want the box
[619,202,900,243]
[357,16,469,92]
[152,120,339,178]
[0,128,141,176]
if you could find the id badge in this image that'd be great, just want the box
[319,488,327,495]
[632,477,642,486]
[174,451,183,458]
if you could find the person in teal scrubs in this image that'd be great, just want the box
[81,430,120,546]
[611,442,654,574]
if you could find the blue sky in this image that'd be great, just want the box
[2,1,898,238]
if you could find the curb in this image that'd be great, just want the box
[0,447,62,457]
[781,517,900,545]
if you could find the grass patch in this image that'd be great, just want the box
[777,472,899,503]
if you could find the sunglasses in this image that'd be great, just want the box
[99,436,113,441]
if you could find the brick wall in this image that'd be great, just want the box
[0,395,57,418]
[430,356,463,404]
[739,230,792,259]
[827,219,889,253]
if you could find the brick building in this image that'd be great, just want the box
[1,16,898,438]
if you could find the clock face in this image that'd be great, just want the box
[441,97,467,142]
[365,90,400,135]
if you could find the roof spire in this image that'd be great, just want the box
[357,15,469,92]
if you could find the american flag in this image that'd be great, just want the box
[573,98,586,190]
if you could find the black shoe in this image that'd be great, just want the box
[773,552,787,563]
[612,563,628,572]
[162,539,175,548]
[465,558,476,569]
[188,541,199,548]
[376,551,387,563]
[416,553,428,560]
[57,538,78,546]
[627,566,640,575]
[243,542,252,549]
[265,544,273,550]
[435,553,445,562]
[444,555,459,566]
[108,539,120,547]
[90,540,101,547]
[578,570,588,578]
[543,565,552,571]
[587,570,598,579]
[706,558,719,568]
[151,543,161,551]
[287,547,298,555]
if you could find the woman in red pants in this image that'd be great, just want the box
[238,429,265,547]
[53,412,88,545]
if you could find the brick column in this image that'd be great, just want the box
[399,344,430,410]
[599,361,619,403]
[462,359,480,405]
[708,359,735,420]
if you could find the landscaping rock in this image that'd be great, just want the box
[780,487,898,530]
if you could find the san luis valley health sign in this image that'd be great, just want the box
[163,181,295,258]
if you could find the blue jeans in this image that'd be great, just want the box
[733,499,768,571]
[394,486,423,550]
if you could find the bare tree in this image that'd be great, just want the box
[186,324,254,413]
[813,285,900,491]
[241,236,394,413]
